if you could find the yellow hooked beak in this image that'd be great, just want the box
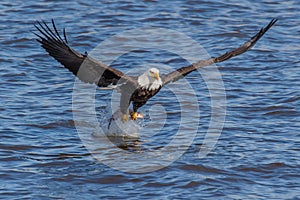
[154,72,160,80]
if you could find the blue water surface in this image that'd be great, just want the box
[0,0,299,199]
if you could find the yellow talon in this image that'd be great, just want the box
[121,113,128,122]
[130,112,138,121]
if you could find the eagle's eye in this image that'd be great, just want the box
[149,70,155,75]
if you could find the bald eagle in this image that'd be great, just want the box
[34,19,277,122]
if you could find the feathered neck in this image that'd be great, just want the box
[138,72,162,91]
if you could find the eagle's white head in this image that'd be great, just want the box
[138,68,162,91]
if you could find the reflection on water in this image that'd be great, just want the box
[1,0,299,199]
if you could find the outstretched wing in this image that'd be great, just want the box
[34,19,135,87]
[162,19,278,85]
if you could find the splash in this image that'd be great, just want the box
[96,107,142,139]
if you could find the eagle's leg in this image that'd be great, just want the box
[129,110,138,121]
[121,113,129,122]
[120,92,131,122]
[130,102,145,120]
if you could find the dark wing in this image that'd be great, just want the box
[162,19,278,85]
[34,19,136,87]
